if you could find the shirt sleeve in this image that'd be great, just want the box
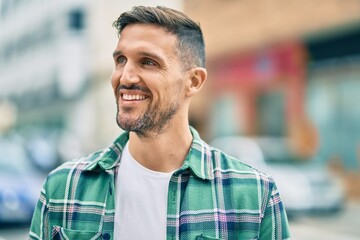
[259,178,291,239]
[29,179,50,240]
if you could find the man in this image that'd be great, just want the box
[29,6,290,240]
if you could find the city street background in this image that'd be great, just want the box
[1,0,360,239]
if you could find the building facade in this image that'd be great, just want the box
[184,0,360,171]
[0,0,182,159]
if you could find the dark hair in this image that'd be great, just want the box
[113,6,205,69]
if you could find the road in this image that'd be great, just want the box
[290,201,360,240]
[1,202,359,239]
[0,224,28,240]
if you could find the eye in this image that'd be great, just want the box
[116,56,127,66]
[141,58,157,66]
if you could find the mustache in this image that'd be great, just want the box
[117,84,151,93]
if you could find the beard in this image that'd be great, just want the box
[116,91,180,138]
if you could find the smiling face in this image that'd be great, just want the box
[111,24,188,137]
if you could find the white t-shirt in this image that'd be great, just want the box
[114,143,174,240]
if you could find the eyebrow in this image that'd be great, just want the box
[112,49,166,65]
[112,50,122,58]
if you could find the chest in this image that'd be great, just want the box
[50,171,263,240]
[166,173,263,239]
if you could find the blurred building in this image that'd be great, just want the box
[0,0,182,158]
[184,0,360,172]
[0,0,90,122]
[0,0,94,159]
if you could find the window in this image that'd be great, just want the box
[68,9,85,31]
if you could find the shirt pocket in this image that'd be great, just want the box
[52,226,102,240]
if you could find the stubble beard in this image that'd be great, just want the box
[116,99,180,138]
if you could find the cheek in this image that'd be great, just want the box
[111,70,120,91]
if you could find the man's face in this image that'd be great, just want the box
[111,24,186,137]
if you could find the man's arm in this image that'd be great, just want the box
[29,181,49,240]
[259,179,291,239]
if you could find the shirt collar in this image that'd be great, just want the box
[180,127,214,180]
[83,131,129,171]
[83,127,214,180]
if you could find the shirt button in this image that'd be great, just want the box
[102,233,110,240]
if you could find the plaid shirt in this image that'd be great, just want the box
[29,127,290,240]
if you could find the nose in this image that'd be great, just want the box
[120,61,140,85]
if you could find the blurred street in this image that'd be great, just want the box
[0,224,28,240]
[290,202,360,240]
[0,202,359,239]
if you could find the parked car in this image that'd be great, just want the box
[210,136,345,217]
[0,136,44,224]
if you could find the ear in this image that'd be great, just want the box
[185,67,207,97]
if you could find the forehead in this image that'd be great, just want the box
[115,24,178,58]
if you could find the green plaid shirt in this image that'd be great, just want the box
[29,127,290,240]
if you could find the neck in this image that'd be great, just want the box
[128,120,193,173]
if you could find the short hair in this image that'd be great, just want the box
[113,6,205,69]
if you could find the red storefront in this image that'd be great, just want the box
[209,41,318,158]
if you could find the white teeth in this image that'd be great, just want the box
[123,94,146,100]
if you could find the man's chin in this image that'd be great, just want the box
[117,116,142,131]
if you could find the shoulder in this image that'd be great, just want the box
[210,144,280,204]
[208,142,275,184]
[44,150,106,190]
[211,145,266,171]
[51,150,104,174]
[189,127,274,185]
[190,128,272,181]
[204,143,278,211]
